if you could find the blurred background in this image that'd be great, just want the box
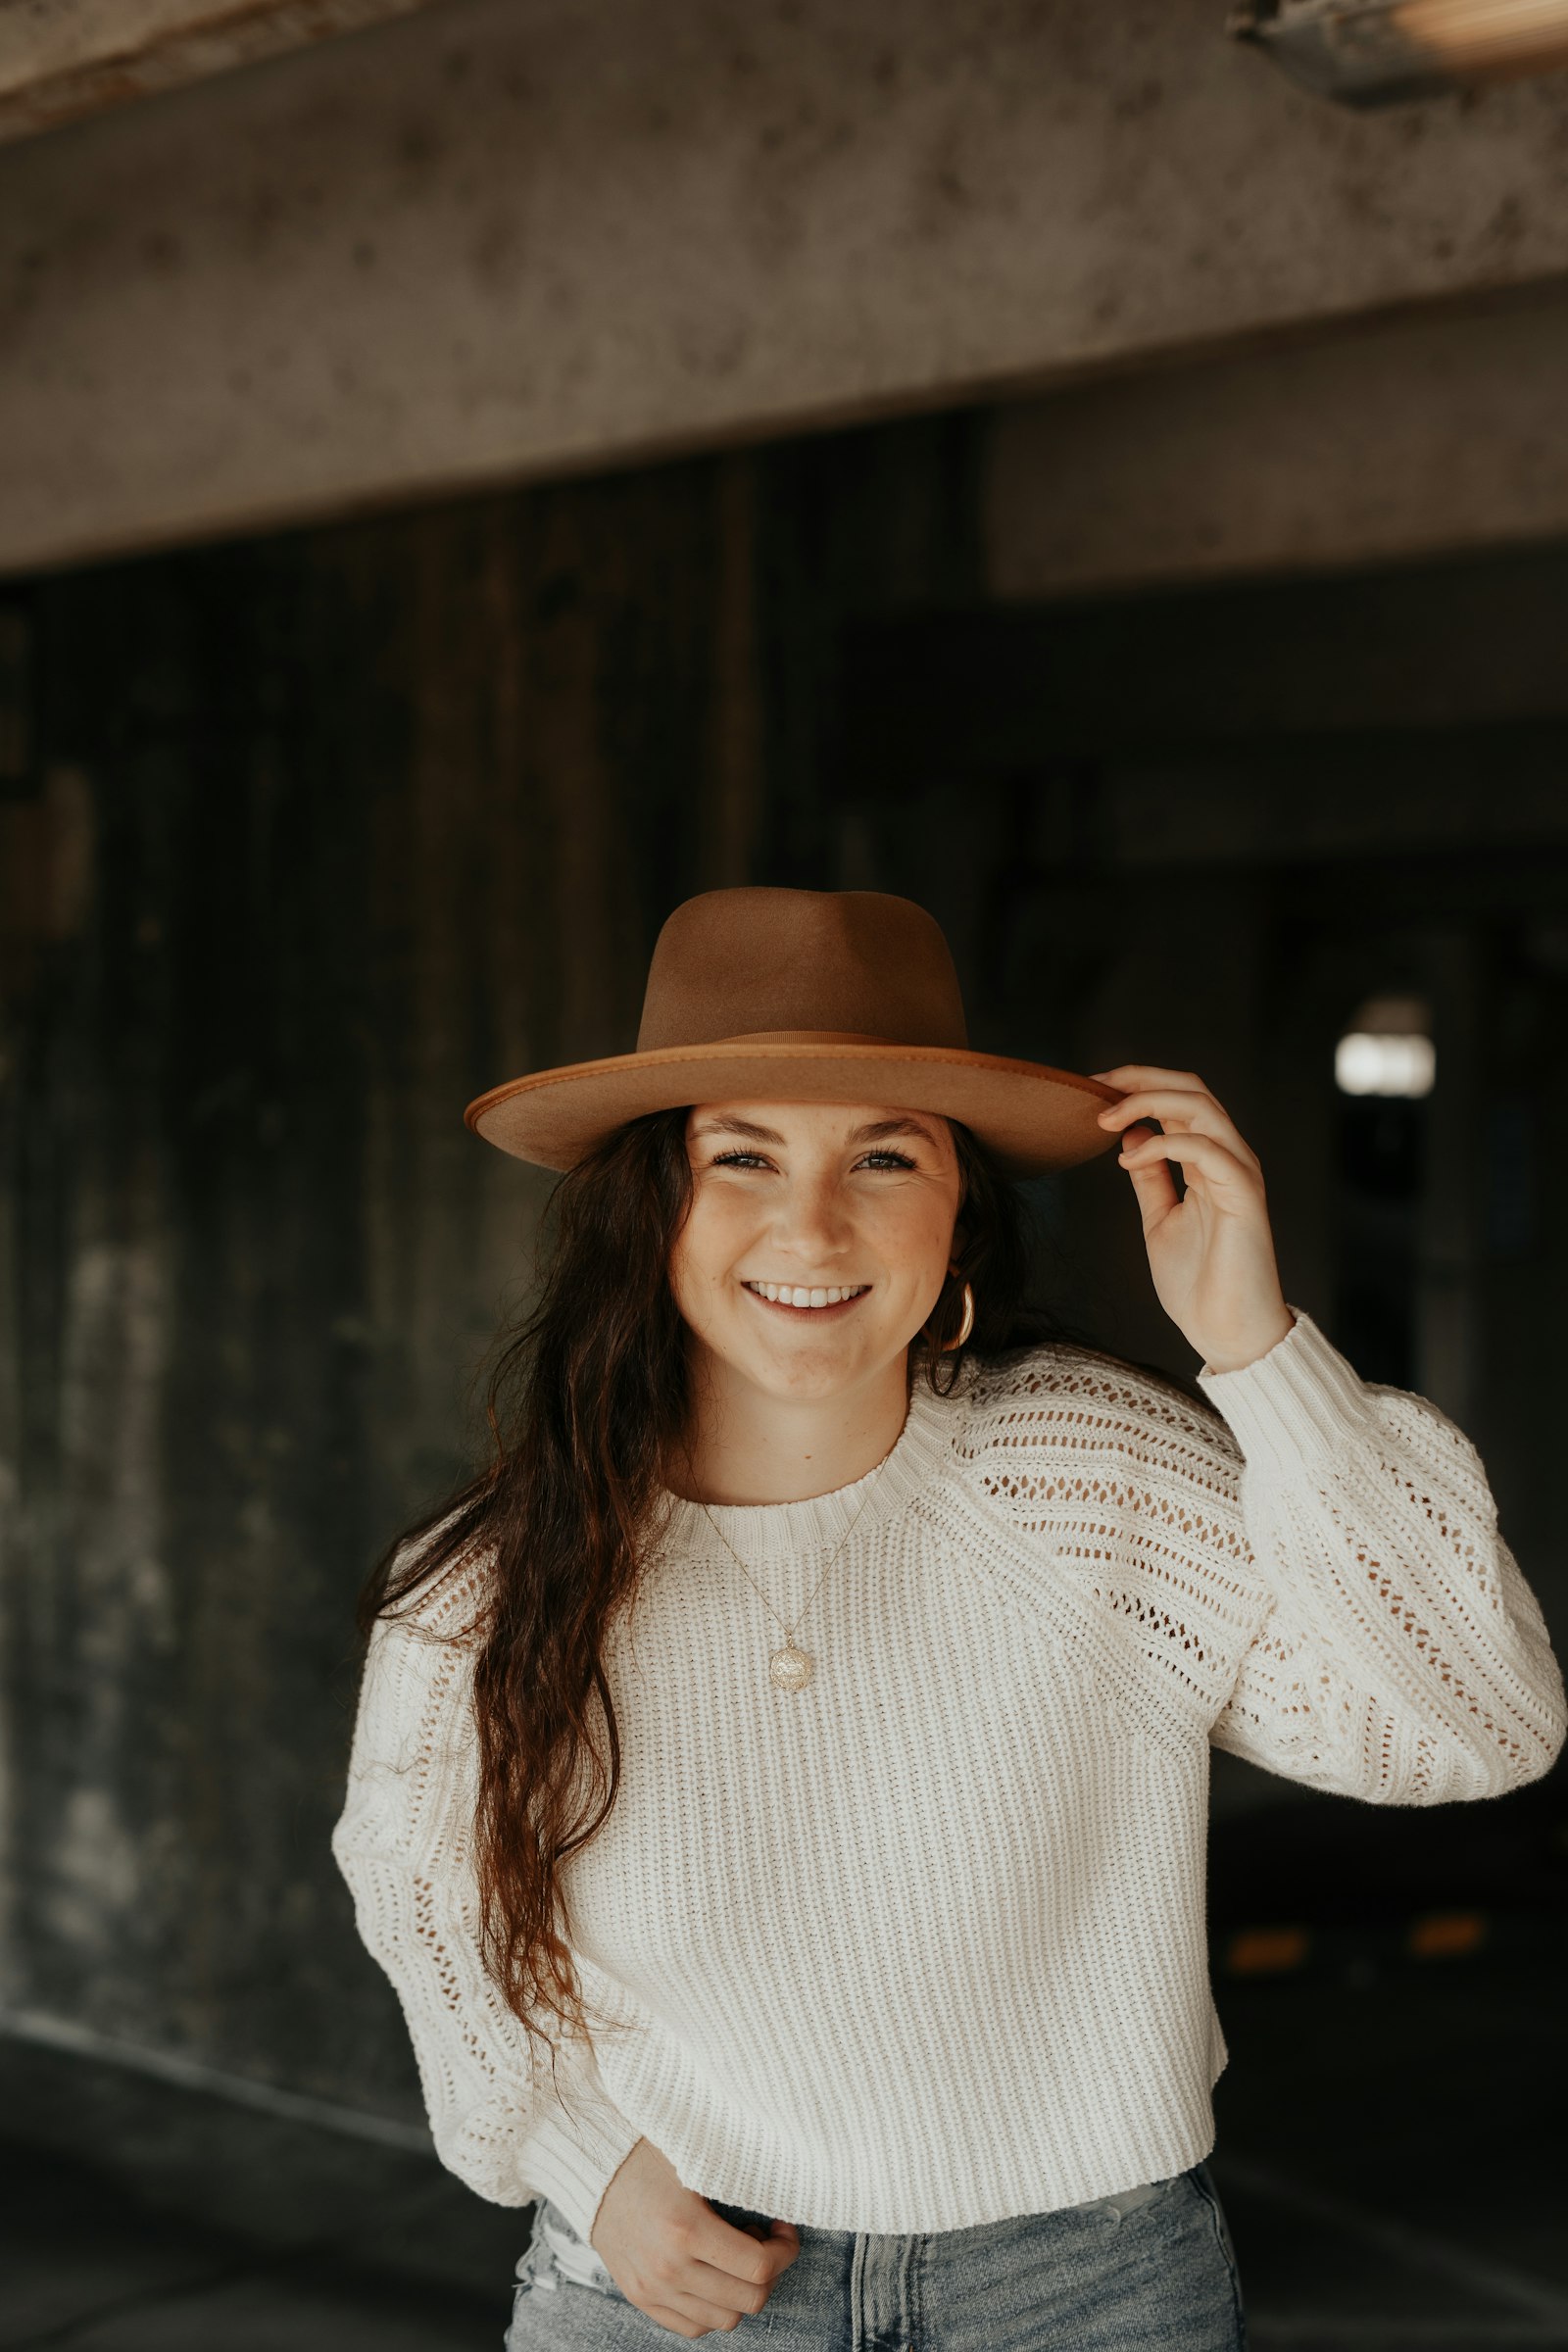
[2,3,1567,2348]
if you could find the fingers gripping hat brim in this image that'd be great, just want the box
[465,1036,1121,1178]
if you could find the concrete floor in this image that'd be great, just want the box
[0,2098,520,2352]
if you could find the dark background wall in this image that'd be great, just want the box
[2,407,1566,2154]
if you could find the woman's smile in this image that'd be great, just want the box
[741,1279,871,1315]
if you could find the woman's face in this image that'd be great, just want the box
[668,1100,964,1406]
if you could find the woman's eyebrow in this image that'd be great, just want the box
[690,1115,787,1144]
[849,1116,942,1149]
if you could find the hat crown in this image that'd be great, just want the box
[635,888,969,1054]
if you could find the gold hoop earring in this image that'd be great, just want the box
[940,1265,975,1352]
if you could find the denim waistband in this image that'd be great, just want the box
[527,2172,1176,2292]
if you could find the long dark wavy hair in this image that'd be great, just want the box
[353,1103,1220,2123]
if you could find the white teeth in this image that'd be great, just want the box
[745,1282,866,1307]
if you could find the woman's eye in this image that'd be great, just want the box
[707,1148,915,1172]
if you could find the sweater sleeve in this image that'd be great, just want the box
[329,1572,644,2243]
[1183,1305,1566,1802]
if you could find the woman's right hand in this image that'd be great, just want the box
[589,2136,802,2337]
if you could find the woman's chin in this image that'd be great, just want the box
[728,1336,905,1404]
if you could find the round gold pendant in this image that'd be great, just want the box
[769,1643,814,1691]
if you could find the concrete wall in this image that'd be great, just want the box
[981,274,1568,600]
[0,0,448,145]
[4,421,1568,2146]
[4,0,1568,579]
[0,422,997,2129]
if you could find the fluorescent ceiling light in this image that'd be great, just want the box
[1227,0,1568,104]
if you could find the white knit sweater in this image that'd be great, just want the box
[330,1306,1565,2243]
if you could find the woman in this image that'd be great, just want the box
[332,886,1565,2351]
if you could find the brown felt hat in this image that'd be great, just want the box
[464,887,1121,1178]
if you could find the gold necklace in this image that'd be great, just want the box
[695,1417,906,1691]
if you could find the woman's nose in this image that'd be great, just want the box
[768,1181,852,1254]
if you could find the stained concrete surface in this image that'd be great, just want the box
[0,2,449,148]
[3,1922,1565,2350]
[7,0,1568,578]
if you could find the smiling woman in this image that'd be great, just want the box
[665,1099,965,1506]
[330,887,1565,2352]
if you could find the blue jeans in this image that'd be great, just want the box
[504,2162,1248,2348]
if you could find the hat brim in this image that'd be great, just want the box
[465,1040,1122,1178]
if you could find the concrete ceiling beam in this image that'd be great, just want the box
[0,0,452,147]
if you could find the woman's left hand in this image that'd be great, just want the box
[1088,1065,1297,1375]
